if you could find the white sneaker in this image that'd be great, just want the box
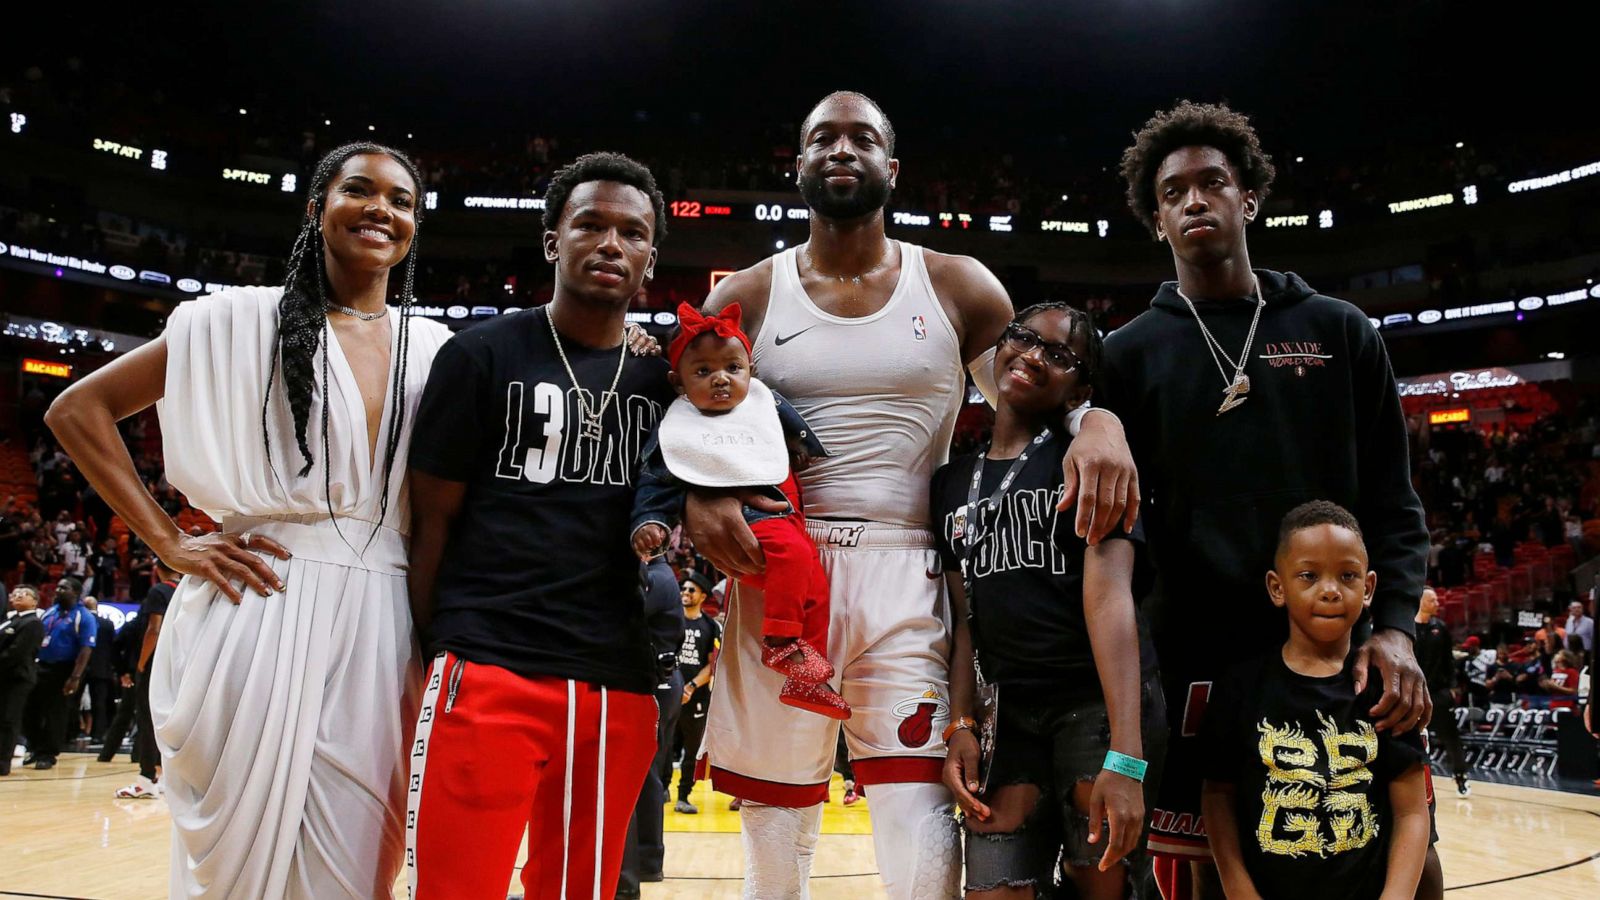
[115,776,160,800]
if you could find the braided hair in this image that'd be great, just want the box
[262,142,424,540]
[1008,301,1102,395]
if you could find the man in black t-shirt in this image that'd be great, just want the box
[1414,588,1469,798]
[672,572,721,813]
[103,560,175,798]
[406,153,674,900]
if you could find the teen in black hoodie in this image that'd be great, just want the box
[1103,102,1430,887]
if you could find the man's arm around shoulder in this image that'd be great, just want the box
[701,261,776,341]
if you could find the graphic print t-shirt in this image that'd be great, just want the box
[930,431,1158,696]
[677,615,721,682]
[411,308,673,693]
[1200,653,1425,900]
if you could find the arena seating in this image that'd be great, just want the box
[1401,381,1563,432]
[1456,706,1570,777]
[1432,541,1577,636]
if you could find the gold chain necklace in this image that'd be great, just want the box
[546,308,626,442]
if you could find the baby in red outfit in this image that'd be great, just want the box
[630,302,849,720]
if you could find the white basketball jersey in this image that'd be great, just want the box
[752,241,964,528]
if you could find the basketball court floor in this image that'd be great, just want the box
[2,755,1597,898]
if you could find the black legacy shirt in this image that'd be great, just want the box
[931,430,1158,697]
[411,307,673,693]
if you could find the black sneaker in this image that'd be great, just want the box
[1455,774,1471,797]
[642,870,664,883]
[34,757,56,770]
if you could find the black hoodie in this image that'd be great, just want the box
[1099,270,1427,667]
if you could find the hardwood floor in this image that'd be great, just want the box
[2,755,1596,898]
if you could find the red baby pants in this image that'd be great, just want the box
[741,473,831,654]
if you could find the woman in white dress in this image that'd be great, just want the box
[46,142,452,899]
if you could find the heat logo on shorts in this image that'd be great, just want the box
[892,684,949,748]
[1150,808,1208,838]
[823,524,866,547]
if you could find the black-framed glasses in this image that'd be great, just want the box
[1002,322,1083,373]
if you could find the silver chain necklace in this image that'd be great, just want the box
[324,301,388,321]
[1176,276,1265,416]
[547,308,627,442]
[804,241,892,296]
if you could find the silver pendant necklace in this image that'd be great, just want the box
[1176,276,1266,416]
[547,308,627,442]
[325,301,388,321]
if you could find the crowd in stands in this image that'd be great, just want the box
[1415,394,1600,584]
[1398,389,1600,732]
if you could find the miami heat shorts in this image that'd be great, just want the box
[703,520,952,806]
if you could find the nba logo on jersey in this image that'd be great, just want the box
[911,315,927,340]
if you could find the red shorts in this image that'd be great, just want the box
[405,653,657,899]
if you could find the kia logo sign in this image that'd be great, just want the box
[446,305,469,319]
[0,241,8,254]
[1368,317,1383,330]
[109,265,136,281]
[1417,309,1443,325]
[653,311,678,326]
[1517,296,1544,311]
[502,307,523,315]
[176,278,202,293]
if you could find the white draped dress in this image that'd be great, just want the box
[150,286,450,899]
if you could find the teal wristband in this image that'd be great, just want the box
[1103,750,1148,782]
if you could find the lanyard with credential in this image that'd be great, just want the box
[957,427,1049,794]
[958,427,1052,607]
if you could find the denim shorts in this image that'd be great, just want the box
[979,674,1169,870]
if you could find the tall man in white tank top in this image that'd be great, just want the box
[686,91,1140,899]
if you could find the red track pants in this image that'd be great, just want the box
[406,652,657,899]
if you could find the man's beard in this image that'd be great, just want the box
[798,169,892,220]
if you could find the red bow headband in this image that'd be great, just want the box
[667,301,752,370]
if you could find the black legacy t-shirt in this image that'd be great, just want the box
[1200,653,1426,900]
[411,307,673,693]
[931,430,1158,697]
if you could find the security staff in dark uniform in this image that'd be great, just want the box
[1,584,46,776]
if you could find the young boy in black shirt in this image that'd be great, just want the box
[1201,502,1429,900]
